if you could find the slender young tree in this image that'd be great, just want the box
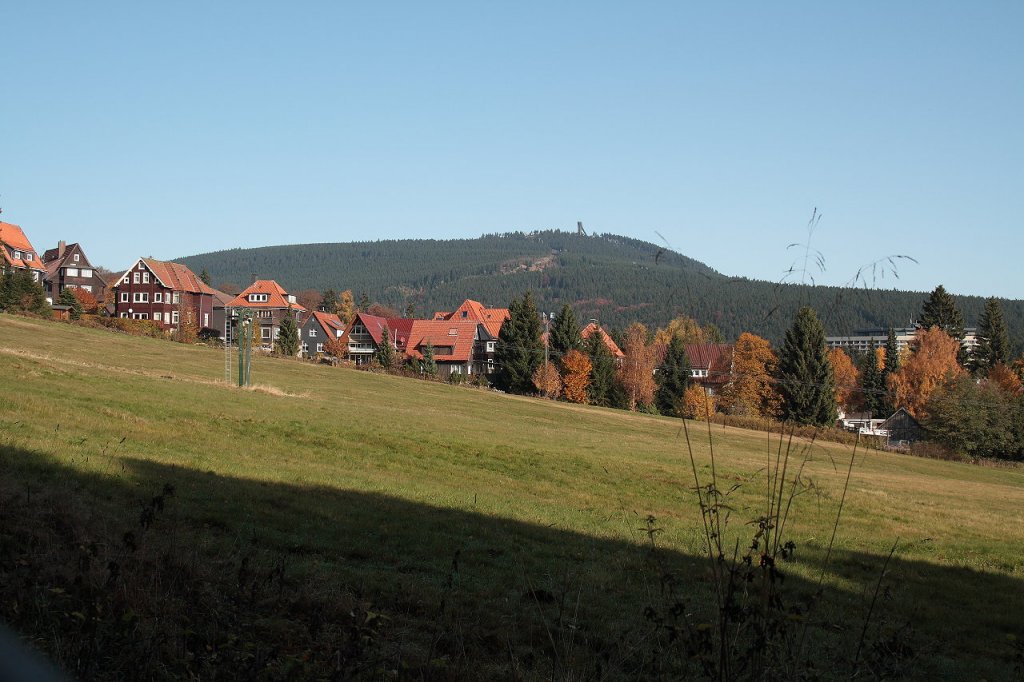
[974,297,1010,374]
[495,291,543,394]
[655,335,691,416]
[420,341,437,377]
[548,303,582,365]
[858,350,885,418]
[617,323,658,411]
[337,290,356,325]
[585,330,617,407]
[274,312,300,357]
[375,326,396,369]
[777,306,837,426]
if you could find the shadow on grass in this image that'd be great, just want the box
[1,444,1021,680]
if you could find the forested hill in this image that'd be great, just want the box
[177,231,1024,348]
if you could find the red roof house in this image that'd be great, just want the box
[0,221,47,282]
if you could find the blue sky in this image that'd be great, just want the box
[3,2,1021,299]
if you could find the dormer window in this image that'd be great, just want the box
[248,293,269,303]
[24,253,33,262]
[13,250,21,260]
[287,294,296,304]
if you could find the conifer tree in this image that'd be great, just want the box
[548,303,581,365]
[655,335,691,416]
[881,327,900,414]
[199,268,212,286]
[375,326,396,369]
[420,341,437,377]
[320,288,340,314]
[495,291,543,394]
[358,291,370,312]
[275,312,300,357]
[59,288,83,320]
[585,330,617,407]
[858,350,885,418]
[777,306,837,426]
[974,297,1010,374]
[919,284,967,365]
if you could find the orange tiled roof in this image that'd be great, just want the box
[580,322,625,358]
[686,343,734,385]
[0,221,46,272]
[404,320,479,362]
[434,299,510,337]
[144,258,220,296]
[310,311,346,334]
[227,279,307,311]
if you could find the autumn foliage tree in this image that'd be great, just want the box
[561,349,591,404]
[617,323,658,411]
[532,362,562,399]
[718,332,780,418]
[828,347,861,414]
[70,287,99,314]
[653,316,707,346]
[681,384,717,420]
[887,326,963,419]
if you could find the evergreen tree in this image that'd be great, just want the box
[199,268,212,286]
[274,312,300,357]
[777,306,837,426]
[919,285,966,364]
[974,297,1010,373]
[320,288,340,314]
[655,335,691,416]
[585,330,617,407]
[358,291,370,312]
[375,327,396,369]
[59,288,83,320]
[420,341,437,377]
[0,269,50,315]
[495,291,543,394]
[405,302,416,319]
[548,303,581,365]
[881,327,900,413]
[858,351,885,418]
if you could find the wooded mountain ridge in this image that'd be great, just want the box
[177,231,1024,348]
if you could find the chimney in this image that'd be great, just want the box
[58,240,66,258]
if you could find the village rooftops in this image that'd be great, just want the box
[227,280,307,311]
[0,221,47,274]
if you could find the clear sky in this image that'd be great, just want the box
[3,2,1022,298]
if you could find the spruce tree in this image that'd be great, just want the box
[777,306,837,426]
[275,312,300,357]
[655,335,691,416]
[358,291,370,312]
[375,327,396,369]
[59,288,83,320]
[974,297,1010,373]
[919,285,967,365]
[881,327,900,414]
[420,341,437,377]
[495,291,543,394]
[320,288,340,314]
[585,331,617,407]
[858,351,885,418]
[199,268,212,286]
[548,303,581,366]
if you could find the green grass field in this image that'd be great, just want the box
[2,313,1023,680]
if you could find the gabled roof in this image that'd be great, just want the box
[580,322,625,358]
[0,221,46,272]
[40,242,107,284]
[404,320,479,362]
[114,258,219,296]
[307,311,347,335]
[227,279,306,311]
[433,299,510,337]
[686,343,734,385]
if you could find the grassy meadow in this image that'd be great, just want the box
[1,313,1023,680]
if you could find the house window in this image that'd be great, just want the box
[120,292,129,303]
[133,272,140,284]
[248,293,269,303]
[131,313,149,320]
[120,313,128,318]
[66,267,79,277]
[171,311,179,324]
[154,293,163,303]
[316,343,324,353]
[74,253,80,262]
[261,327,271,340]
[301,343,308,353]
[133,292,149,303]
[81,285,91,292]
[203,313,209,327]
[154,312,163,321]
[142,272,150,283]
[12,250,21,260]
[172,292,180,304]
[81,268,92,278]
[486,341,496,352]
[309,329,317,337]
